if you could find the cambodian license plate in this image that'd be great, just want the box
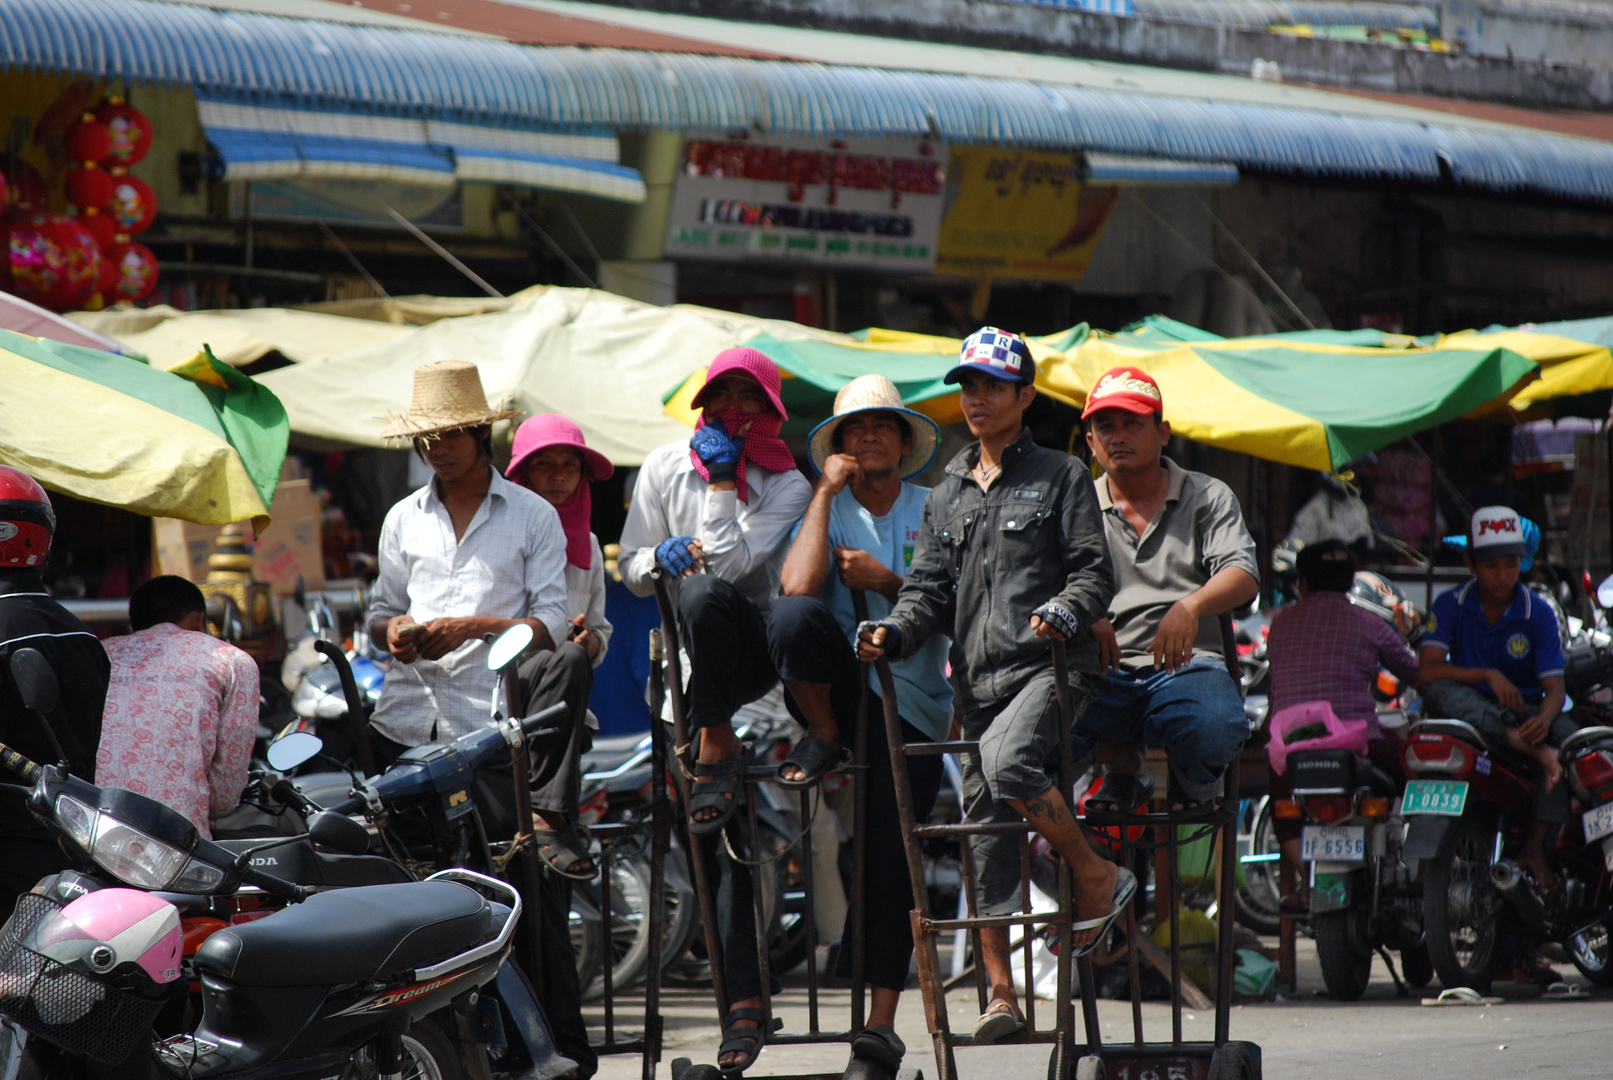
[1301,825,1365,861]
[1583,802,1613,842]
[1402,779,1469,816]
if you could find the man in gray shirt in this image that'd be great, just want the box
[1076,365,1258,813]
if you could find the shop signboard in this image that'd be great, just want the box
[664,137,946,272]
[935,147,1120,281]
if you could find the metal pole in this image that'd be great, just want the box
[1054,640,1096,1068]
[1214,759,1241,1048]
[503,662,547,999]
[849,591,872,1036]
[651,575,732,1022]
[642,629,669,1080]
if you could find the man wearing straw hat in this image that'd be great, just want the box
[618,346,812,1075]
[767,374,949,1080]
[366,361,596,1078]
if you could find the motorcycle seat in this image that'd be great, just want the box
[194,881,492,987]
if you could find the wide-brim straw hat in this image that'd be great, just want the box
[807,374,940,480]
[381,360,520,441]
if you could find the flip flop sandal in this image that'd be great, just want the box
[531,827,597,881]
[777,734,852,790]
[689,750,749,836]
[717,1007,778,1076]
[1072,866,1139,959]
[970,998,1025,1044]
[1421,987,1503,1007]
[1544,981,1594,1000]
[1085,771,1156,817]
[849,1026,906,1073]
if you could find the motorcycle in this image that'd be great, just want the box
[0,648,541,1080]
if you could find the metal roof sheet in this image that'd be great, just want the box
[7,0,1613,203]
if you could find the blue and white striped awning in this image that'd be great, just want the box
[4,0,1613,204]
[196,97,647,202]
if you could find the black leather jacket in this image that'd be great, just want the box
[884,428,1114,712]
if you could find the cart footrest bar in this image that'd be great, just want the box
[767,1031,854,1046]
[898,740,980,756]
[925,912,1066,931]
[914,821,1034,837]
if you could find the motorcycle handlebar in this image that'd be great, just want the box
[522,702,569,737]
[240,865,307,902]
[326,794,369,816]
[0,742,40,783]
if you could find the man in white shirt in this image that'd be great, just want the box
[365,361,596,1079]
[618,347,812,1074]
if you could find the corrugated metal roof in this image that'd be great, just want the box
[7,0,1613,203]
[1131,0,1437,30]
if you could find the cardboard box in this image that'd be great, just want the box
[151,479,325,595]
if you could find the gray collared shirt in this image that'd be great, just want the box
[1097,457,1258,669]
[369,468,571,745]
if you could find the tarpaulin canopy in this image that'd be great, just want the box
[665,318,1540,471]
[70,305,415,370]
[0,330,288,526]
[255,287,844,463]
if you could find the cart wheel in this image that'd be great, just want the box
[1074,1056,1106,1080]
[1208,1041,1261,1080]
[670,1059,692,1080]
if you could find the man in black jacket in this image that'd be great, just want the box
[0,466,109,920]
[857,329,1133,1044]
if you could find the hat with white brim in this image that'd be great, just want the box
[807,374,940,480]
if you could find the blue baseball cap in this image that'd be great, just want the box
[944,326,1036,387]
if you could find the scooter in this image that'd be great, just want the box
[0,648,538,1080]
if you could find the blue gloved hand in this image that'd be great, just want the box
[1031,601,1080,641]
[690,418,744,484]
[655,535,701,577]
[854,620,900,661]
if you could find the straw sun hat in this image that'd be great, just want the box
[381,360,520,441]
[807,374,940,480]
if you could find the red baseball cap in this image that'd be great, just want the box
[1081,366,1164,419]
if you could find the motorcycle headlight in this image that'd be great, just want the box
[54,794,97,849]
[61,800,191,890]
[170,858,227,893]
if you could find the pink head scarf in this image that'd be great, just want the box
[688,348,796,501]
[506,414,613,570]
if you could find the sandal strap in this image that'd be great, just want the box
[694,751,749,779]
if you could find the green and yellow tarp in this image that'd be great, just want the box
[664,319,1540,472]
[0,329,289,526]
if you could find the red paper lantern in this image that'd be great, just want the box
[41,214,103,310]
[93,247,118,298]
[75,209,117,249]
[106,174,156,235]
[7,220,66,305]
[105,240,159,302]
[93,101,153,169]
[65,166,114,212]
[2,162,47,209]
[64,115,112,164]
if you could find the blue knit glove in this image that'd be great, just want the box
[1031,601,1080,641]
[655,535,700,577]
[690,418,744,484]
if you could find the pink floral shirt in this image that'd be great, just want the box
[98,623,260,838]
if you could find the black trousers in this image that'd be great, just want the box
[680,575,778,730]
[767,595,945,992]
[517,640,595,817]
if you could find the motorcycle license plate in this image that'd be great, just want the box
[1584,802,1613,842]
[1402,779,1468,816]
[1301,825,1365,861]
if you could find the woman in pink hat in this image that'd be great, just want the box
[505,414,616,873]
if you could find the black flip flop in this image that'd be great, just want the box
[777,734,852,790]
[717,1007,779,1076]
[531,826,597,881]
[1085,771,1155,817]
[689,750,749,836]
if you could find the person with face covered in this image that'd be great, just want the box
[618,346,812,1075]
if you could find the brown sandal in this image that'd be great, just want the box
[970,998,1025,1044]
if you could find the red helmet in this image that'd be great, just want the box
[0,466,55,569]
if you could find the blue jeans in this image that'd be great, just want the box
[1071,656,1248,803]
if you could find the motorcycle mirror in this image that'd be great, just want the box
[1598,575,1613,611]
[9,648,59,716]
[486,623,534,673]
[266,730,324,772]
[307,809,371,856]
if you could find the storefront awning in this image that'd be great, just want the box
[197,97,647,203]
[1082,153,1238,185]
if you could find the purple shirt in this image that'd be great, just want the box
[1267,591,1420,735]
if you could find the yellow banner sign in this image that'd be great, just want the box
[935,148,1119,281]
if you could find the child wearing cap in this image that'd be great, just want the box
[1419,505,1570,890]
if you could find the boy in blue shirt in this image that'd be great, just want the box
[1419,505,1570,889]
[767,375,951,1080]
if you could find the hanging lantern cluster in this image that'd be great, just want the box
[4,95,160,310]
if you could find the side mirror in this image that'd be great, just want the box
[10,648,60,715]
[486,623,534,674]
[307,809,371,856]
[1598,575,1613,611]
[266,729,324,772]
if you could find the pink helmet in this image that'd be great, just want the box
[25,888,182,989]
